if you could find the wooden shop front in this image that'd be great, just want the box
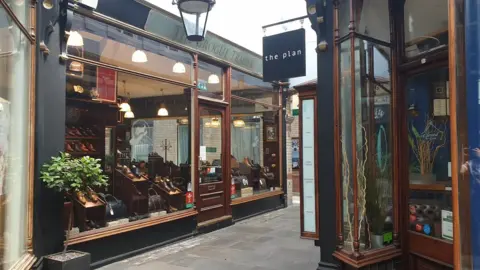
[301,0,474,269]
[34,1,286,268]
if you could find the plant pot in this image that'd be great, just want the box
[44,250,91,270]
[371,234,384,249]
[409,173,436,184]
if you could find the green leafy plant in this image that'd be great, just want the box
[40,152,108,253]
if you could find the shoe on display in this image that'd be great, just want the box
[86,143,96,152]
[79,143,89,152]
[87,187,99,203]
[65,142,74,152]
[76,191,88,205]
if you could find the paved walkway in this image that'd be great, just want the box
[100,205,319,270]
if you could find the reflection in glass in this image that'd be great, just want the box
[231,69,278,106]
[406,67,452,241]
[199,109,222,184]
[339,40,354,250]
[4,0,30,30]
[404,0,448,58]
[0,8,31,267]
[69,13,193,84]
[337,0,350,39]
[339,39,394,252]
[198,61,223,99]
[355,0,390,42]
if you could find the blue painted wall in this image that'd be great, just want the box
[465,0,480,267]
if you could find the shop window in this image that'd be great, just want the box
[406,68,453,245]
[354,0,390,42]
[64,58,194,238]
[198,60,223,100]
[337,0,350,39]
[0,6,32,267]
[2,0,30,30]
[338,38,393,254]
[231,69,279,106]
[404,0,448,58]
[68,13,193,84]
[231,98,281,199]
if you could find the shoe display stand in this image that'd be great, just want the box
[150,182,185,213]
[114,169,149,217]
[72,197,107,232]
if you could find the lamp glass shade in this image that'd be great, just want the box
[172,62,186,73]
[124,111,135,118]
[208,74,220,84]
[204,121,212,128]
[132,50,148,63]
[233,119,245,128]
[67,31,84,47]
[210,118,220,128]
[69,61,83,72]
[157,107,169,116]
[177,0,215,42]
[119,102,131,112]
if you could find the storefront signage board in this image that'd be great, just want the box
[301,99,317,236]
[262,28,306,82]
[145,10,263,76]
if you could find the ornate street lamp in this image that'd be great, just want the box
[172,0,215,42]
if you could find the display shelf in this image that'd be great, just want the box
[67,152,101,156]
[409,182,452,192]
[408,231,453,267]
[65,136,102,140]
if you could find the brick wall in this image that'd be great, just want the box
[153,119,178,163]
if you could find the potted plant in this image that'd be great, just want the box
[40,152,108,270]
[408,118,447,184]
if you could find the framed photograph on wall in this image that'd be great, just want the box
[266,125,277,142]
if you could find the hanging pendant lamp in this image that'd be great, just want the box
[173,62,186,73]
[124,111,135,118]
[208,74,220,84]
[210,117,220,128]
[233,118,245,128]
[157,89,169,116]
[67,31,84,47]
[132,50,148,63]
[119,80,132,112]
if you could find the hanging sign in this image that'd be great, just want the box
[262,28,306,82]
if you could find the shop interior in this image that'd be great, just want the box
[61,13,282,237]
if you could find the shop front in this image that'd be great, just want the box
[33,0,286,268]
[0,0,36,269]
[305,0,479,269]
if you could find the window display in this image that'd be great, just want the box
[230,71,281,200]
[63,16,194,238]
[339,39,393,252]
[406,67,452,242]
[0,5,32,267]
[198,61,223,100]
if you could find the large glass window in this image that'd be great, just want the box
[339,39,393,252]
[231,69,278,105]
[69,13,193,84]
[231,92,281,200]
[404,0,448,58]
[0,5,32,268]
[64,13,194,238]
[198,60,223,100]
[406,68,452,242]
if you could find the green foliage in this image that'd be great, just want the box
[40,152,108,194]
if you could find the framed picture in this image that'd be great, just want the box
[266,125,277,142]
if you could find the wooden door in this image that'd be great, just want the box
[196,104,229,223]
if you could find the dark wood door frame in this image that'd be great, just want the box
[195,99,231,224]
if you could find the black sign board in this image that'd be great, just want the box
[262,28,306,82]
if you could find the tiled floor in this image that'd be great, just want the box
[100,205,319,270]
